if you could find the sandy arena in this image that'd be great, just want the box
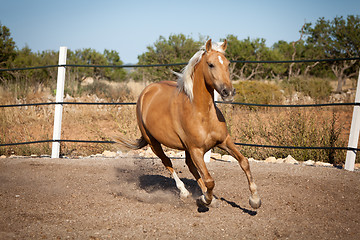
[0,155,359,239]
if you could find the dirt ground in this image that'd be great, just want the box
[0,155,359,240]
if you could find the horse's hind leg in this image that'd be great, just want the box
[219,136,261,209]
[149,141,190,199]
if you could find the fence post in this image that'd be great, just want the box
[51,47,67,158]
[345,69,360,171]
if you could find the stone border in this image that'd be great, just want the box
[2,148,359,170]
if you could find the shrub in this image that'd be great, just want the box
[233,81,284,105]
[282,77,332,102]
[79,81,131,101]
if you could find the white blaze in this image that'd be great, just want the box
[218,56,224,65]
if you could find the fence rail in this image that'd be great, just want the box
[1,101,359,109]
[1,100,359,151]
[1,57,360,72]
[2,139,360,152]
[0,47,359,170]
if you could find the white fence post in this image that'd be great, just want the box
[345,69,360,171]
[51,46,67,158]
[204,91,222,163]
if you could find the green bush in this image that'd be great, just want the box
[282,77,332,102]
[233,81,284,105]
[80,81,131,101]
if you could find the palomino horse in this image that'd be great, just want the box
[116,39,261,209]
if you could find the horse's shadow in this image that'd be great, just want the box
[220,197,257,216]
[115,168,255,215]
[138,174,202,198]
[137,174,257,215]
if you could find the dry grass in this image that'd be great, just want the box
[0,85,140,157]
[218,104,351,164]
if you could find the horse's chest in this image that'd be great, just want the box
[184,115,227,145]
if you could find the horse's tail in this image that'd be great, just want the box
[112,135,148,150]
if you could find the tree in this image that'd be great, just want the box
[68,48,127,82]
[135,34,202,82]
[304,15,360,92]
[0,23,16,84]
[103,49,126,81]
[226,35,277,80]
[0,23,16,67]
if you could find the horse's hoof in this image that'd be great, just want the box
[180,190,190,200]
[209,197,219,208]
[249,195,261,209]
[196,195,210,207]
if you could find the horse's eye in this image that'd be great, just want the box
[208,63,214,68]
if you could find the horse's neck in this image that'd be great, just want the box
[192,67,215,113]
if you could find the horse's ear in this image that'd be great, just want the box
[206,39,212,52]
[221,39,228,51]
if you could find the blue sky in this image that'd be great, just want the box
[1,0,359,63]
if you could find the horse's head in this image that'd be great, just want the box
[202,39,235,102]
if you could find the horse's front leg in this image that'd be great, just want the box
[219,136,261,209]
[188,148,215,206]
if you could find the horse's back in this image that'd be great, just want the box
[137,81,178,110]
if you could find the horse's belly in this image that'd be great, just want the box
[144,114,185,150]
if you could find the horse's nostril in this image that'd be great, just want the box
[221,89,229,97]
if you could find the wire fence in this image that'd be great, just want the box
[1,57,360,152]
[1,100,359,109]
[1,57,360,72]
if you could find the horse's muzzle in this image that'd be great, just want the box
[220,87,236,102]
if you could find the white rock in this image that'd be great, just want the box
[144,148,156,158]
[175,151,185,158]
[248,158,261,163]
[166,151,176,157]
[222,155,237,162]
[276,158,285,163]
[102,150,117,158]
[323,163,332,167]
[284,155,299,165]
[304,160,315,166]
[210,152,222,160]
[315,161,332,167]
[265,157,277,163]
[127,150,139,156]
[136,149,144,157]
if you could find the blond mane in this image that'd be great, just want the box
[175,41,225,101]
